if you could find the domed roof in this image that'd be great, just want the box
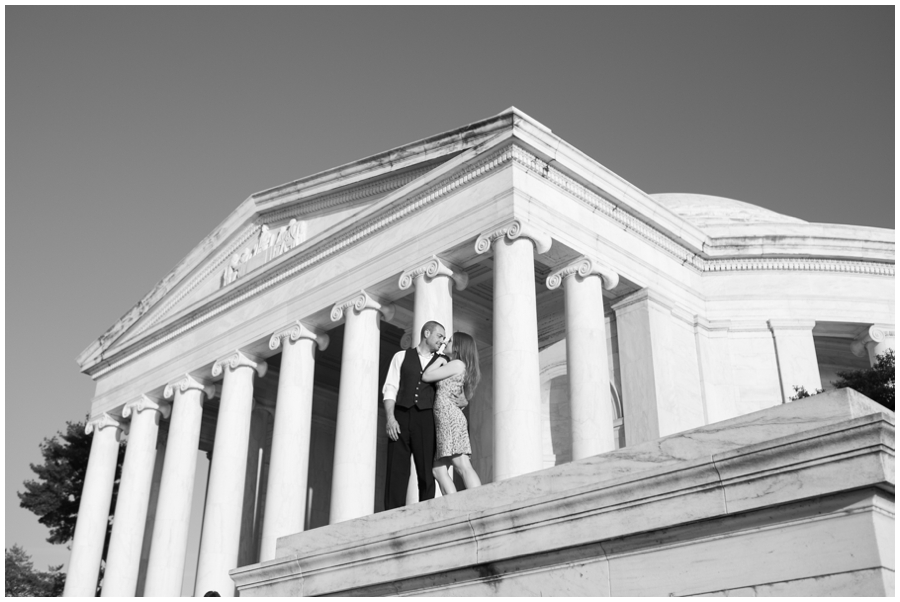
[650,193,807,229]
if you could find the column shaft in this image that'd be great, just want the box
[144,384,207,596]
[102,400,167,596]
[564,274,615,459]
[63,416,122,597]
[194,355,264,596]
[260,336,317,560]
[330,308,381,523]
[769,320,822,402]
[492,237,543,480]
[406,269,457,503]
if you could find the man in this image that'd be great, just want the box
[382,320,446,510]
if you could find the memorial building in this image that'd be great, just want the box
[65,108,894,596]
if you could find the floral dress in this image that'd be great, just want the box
[433,372,472,459]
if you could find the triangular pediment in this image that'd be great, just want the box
[78,110,534,370]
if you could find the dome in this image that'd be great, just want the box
[650,193,807,229]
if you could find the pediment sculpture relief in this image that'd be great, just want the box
[223,219,307,287]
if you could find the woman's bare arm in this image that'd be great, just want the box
[422,358,465,382]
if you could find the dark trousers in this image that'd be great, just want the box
[384,405,436,510]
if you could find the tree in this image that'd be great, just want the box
[18,419,126,594]
[791,350,895,411]
[833,349,894,412]
[5,544,66,597]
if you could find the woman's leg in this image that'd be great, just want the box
[450,455,482,489]
[432,458,457,495]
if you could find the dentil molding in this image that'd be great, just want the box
[90,143,894,380]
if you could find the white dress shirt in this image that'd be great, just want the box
[382,348,435,402]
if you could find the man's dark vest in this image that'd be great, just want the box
[396,348,437,410]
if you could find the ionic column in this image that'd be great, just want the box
[399,255,468,502]
[144,375,215,597]
[63,414,125,597]
[259,322,329,561]
[194,351,267,596]
[475,220,551,481]
[768,320,822,403]
[101,397,170,597]
[399,255,468,346]
[546,255,619,460]
[330,290,394,523]
[851,324,895,366]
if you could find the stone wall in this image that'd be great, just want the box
[231,389,894,596]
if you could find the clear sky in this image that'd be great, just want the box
[6,5,894,580]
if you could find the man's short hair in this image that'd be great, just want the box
[421,320,444,339]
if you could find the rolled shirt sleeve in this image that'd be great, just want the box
[381,350,406,400]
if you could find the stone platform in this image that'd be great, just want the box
[232,389,894,596]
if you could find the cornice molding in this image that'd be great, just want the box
[163,374,218,400]
[269,321,330,352]
[262,165,434,221]
[122,167,431,343]
[211,350,268,379]
[475,219,553,255]
[330,290,395,323]
[703,257,894,275]
[398,255,469,291]
[139,225,261,336]
[546,255,619,291]
[767,319,817,332]
[88,142,894,379]
[122,395,171,420]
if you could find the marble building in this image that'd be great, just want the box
[65,108,894,596]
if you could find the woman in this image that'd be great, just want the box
[422,331,482,494]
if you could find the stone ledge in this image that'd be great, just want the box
[231,389,894,596]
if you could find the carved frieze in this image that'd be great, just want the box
[223,219,307,287]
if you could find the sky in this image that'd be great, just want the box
[6,5,895,583]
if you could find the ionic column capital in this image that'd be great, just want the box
[851,323,896,357]
[163,374,217,400]
[269,321,330,352]
[211,350,268,379]
[398,255,469,291]
[85,413,126,436]
[330,290,395,323]
[546,255,619,291]
[122,395,171,420]
[475,219,552,255]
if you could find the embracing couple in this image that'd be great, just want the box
[382,320,482,509]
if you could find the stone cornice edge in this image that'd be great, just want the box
[86,143,895,378]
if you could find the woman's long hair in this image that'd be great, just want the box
[451,332,481,400]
